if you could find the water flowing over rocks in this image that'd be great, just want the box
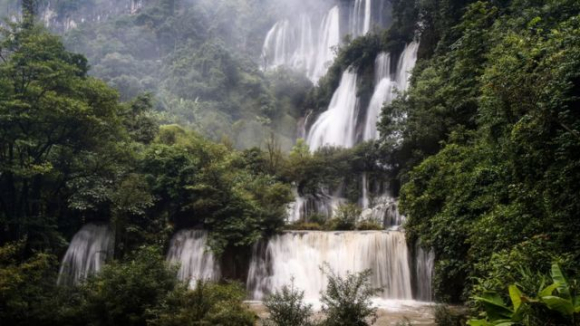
[57,224,114,286]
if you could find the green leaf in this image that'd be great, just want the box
[541,295,574,316]
[551,263,571,299]
[508,285,523,311]
[540,282,560,297]
[474,293,513,320]
[467,319,491,326]
[573,296,580,313]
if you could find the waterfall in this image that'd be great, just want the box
[261,0,390,83]
[247,231,413,302]
[363,42,419,142]
[166,230,220,288]
[360,195,404,228]
[415,246,435,301]
[57,224,113,286]
[261,6,339,83]
[361,173,370,209]
[286,187,346,223]
[306,69,358,151]
[350,0,373,36]
[312,6,341,82]
[396,41,420,93]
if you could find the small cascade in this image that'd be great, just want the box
[396,41,420,92]
[360,195,404,228]
[247,231,413,302]
[286,187,345,223]
[361,173,370,209]
[415,246,435,301]
[166,230,220,288]
[306,69,358,151]
[57,224,113,286]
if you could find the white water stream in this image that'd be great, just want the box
[57,224,114,286]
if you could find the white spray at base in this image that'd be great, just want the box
[57,224,114,286]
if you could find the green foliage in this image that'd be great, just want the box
[327,204,361,231]
[433,305,465,326]
[0,242,60,326]
[469,263,580,326]
[392,0,580,303]
[320,267,380,326]
[149,280,256,326]
[264,280,314,326]
[76,246,178,326]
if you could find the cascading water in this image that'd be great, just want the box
[415,246,435,301]
[286,186,346,223]
[350,0,373,36]
[247,230,413,302]
[261,0,390,83]
[166,229,220,288]
[306,69,358,151]
[261,6,339,83]
[57,224,114,286]
[360,195,405,228]
[363,42,419,142]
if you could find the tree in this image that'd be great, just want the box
[0,23,128,249]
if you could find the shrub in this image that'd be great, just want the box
[286,222,324,231]
[264,280,314,326]
[356,219,384,231]
[320,267,380,326]
[149,280,256,326]
[327,204,361,231]
[77,246,178,326]
[433,305,464,326]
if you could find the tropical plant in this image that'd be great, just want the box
[468,264,580,326]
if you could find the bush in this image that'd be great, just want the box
[320,267,380,326]
[433,305,464,326]
[76,246,178,326]
[326,204,361,231]
[0,242,60,326]
[356,220,384,231]
[286,222,324,231]
[264,280,314,326]
[149,280,256,326]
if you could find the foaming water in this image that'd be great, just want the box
[306,69,358,150]
[57,224,113,286]
[247,231,413,302]
[166,230,220,287]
